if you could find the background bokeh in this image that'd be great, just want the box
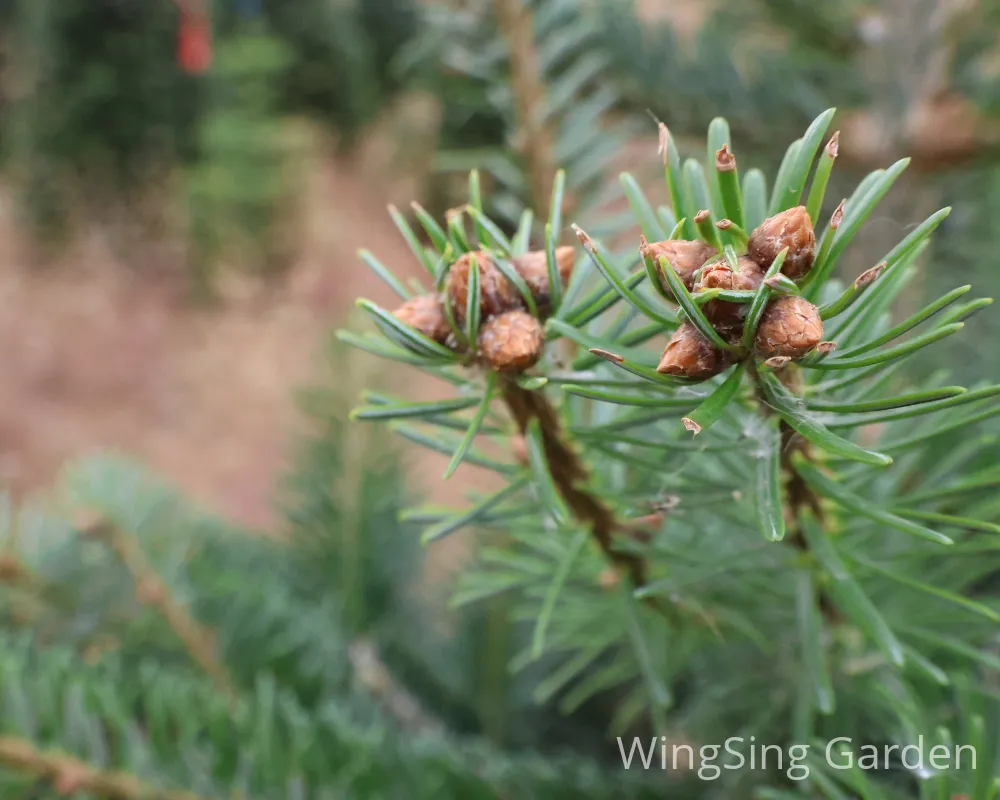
[0,1,998,797]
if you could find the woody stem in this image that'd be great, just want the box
[80,516,237,702]
[752,365,838,621]
[499,378,649,589]
[0,735,209,800]
[491,0,557,217]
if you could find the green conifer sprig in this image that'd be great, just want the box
[0,631,665,799]
[0,450,671,798]
[342,108,1000,793]
[405,0,637,232]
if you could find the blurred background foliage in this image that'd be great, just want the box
[2,0,999,318]
[0,0,999,797]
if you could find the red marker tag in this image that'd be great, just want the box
[178,11,212,74]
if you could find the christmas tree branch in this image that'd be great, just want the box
[751,366,838,620]
[77,513,237,702]
[492,0,557,218]
[499,379,652,593]
[779,420,824,548]
[0,736,209,800]
[775,366,824,547]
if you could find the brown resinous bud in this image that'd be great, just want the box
[754,295,824,359]
[657,321,732,381]
[748,205,816,281]
[511,246,575,315]
[392,294,451,344]
[695,256,764,328]
[447,250,522,322]
[479,309,544,372]
[641,238,718,297]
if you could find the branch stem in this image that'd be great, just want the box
[0,736,209,800]
[492,0,557,217]
[751,366,838,621]
[499,379,649,590]
[78,514,237,702]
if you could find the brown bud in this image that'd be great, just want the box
[641,238,717,296]
[754,296,824,359]
[392,295,451,344]
[695,256,764,327]
[447,251,521,322]
[511,246,575,315]
[748,205,816,280]
[657,321,732,381]
[479,309,544,372]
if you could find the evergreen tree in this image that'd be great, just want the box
[1,3,999,798]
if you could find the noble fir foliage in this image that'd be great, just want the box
[405,0,636,233]
[344,110,1000,797]
[592,0,864,144]
[0,419,660,795]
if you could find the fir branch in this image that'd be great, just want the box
[76,513,237,702]
[771,367,825,546]
[0,736,209,800]
[498,378,662,610]
[492,0,557,219]
[750,365,838,622]
[349,638,444,735]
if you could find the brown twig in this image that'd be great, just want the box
[349,638,443,735]
[76,512,237,702]
[752,366,839,621]
[491,0,557,218]
[498,378,653,593]
[771,366,824,547]
[0,736,210,800]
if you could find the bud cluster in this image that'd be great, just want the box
[652,205,825,380]
[391,246,575,373]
